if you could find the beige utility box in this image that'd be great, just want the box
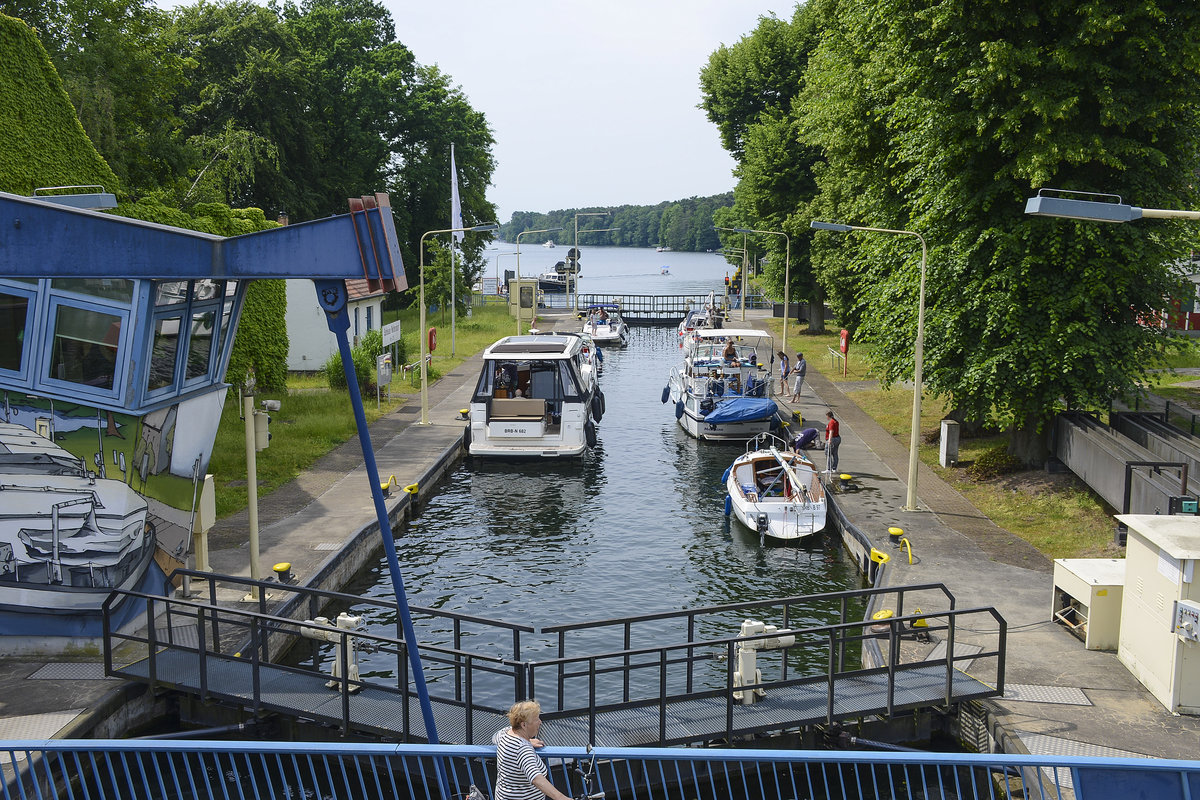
[1116,514,1200,715]
[1052,558,1125,650]
[507,278,539,319]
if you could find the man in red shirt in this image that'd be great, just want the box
[824,411,841,474]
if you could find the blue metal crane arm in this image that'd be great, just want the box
[0,191,406,289]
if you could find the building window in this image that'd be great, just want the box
[0,291,30,373]
[149,315,182,391]
[49,305,121,390]
[52,278,133,304]
[367,305,374,331]
[186,310,216,381]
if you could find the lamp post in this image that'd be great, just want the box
[811,219,927,512]
[419,223,499,425]
[572,226,620,311]
[715,227,751,321]
[733,226,791,354]
[494,250,517,295]
[1024,188,1200,222]
[515,227,561,334]
[574,211,610,311]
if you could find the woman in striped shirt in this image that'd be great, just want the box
[492,701,572,800]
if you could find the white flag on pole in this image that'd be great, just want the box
[450,143,464,244]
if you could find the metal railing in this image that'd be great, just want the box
[104,580,1002,746]
[3,739,1194,800]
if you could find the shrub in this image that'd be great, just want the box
[323,329,385,393]
[966,445,1023,480]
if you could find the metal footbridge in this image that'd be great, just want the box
[105,576,1003,746]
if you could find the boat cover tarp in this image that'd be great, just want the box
[704,397,777,423]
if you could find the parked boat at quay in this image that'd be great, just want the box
[677,291,724,345]
[666,328,779,440]
[582,303,629,346]
[466,334,604,458]
[723,433,827,544]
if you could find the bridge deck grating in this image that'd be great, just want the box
[116,652,997,746]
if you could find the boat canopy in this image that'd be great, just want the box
[703,397,777,424]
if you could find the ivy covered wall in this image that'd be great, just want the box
[0,13,286,391]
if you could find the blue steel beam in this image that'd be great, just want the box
[0,191,407,289]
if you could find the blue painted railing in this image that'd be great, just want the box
[2,740,1196,800]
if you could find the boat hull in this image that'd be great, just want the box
[724,444,827,541]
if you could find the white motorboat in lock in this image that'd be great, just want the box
[676,292,724,346]
[467,335,604,458]
[665,328,779,440]
[582,303,628,346]
[723,433,827,544]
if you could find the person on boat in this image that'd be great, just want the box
[597,306,609,321]
[722,338,738,364]
[824,411,841,474]
[492,701,572,800]
[778,351,790,395]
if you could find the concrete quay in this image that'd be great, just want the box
[2,308,1199,767]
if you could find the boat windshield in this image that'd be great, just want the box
[473,358,584,407]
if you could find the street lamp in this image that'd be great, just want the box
[450,223,499,358]
[419,223,499,425]
[515,227,562,334]
[715,226,751,321]
[1024,188,1200,222]
[572,226,620,310]
[733,226,791,354]
[493,250,517,295]
[811,219,928,512]
[573,211,610,311]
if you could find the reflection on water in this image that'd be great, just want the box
[337,323,863,680]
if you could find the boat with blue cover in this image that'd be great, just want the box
[664,328,779,440]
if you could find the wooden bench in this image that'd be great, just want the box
[490,397,547,420]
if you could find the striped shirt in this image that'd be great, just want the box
[493,729,547,800]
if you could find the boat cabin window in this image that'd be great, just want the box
[474,357,583,405]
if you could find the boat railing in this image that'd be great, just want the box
[5,738,1194,800]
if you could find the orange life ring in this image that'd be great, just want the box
[428,326,437,352]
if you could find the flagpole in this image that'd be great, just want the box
[450,145,459,356]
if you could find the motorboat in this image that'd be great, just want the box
[677,292,723,345]
[664,328,779,440]
[582,303,629,346]
[538,265,576,294]
[660,266,670,275]
[466,335,604,458]
[723,433,827,544]
[543,240,556,248]
[0,423,157,614]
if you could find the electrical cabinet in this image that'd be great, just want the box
[1116,514,1200,715]
[1052,558,1125,650]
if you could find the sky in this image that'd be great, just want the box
[383,1,799,221]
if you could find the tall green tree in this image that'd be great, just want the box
[8,0,187,193]
[700,6,828,330]
[800,0,1200,462]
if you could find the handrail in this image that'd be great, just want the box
[5,739,1197,800]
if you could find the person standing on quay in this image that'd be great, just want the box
[824,410,841,474]
[790,352,807,402]
[777,350,790,395]
[493,701,572,800]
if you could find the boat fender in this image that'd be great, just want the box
[724,495,732,517]
[585,420,598,447]
[660,385,669,404]
[599,389,606,415]
[675,399,685,420]
[591,393,604,422]
[721,466,731,483]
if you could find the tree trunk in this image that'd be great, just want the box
[1007,413,1050,468]
[807,279,826,333]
